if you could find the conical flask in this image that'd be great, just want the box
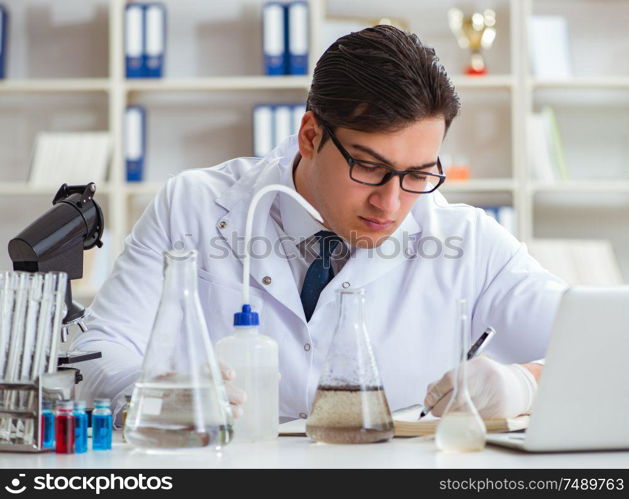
[306,288,394,444]
[125,249,233,451]
[435,299,486,452]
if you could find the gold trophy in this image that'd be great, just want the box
[448,8,496,76]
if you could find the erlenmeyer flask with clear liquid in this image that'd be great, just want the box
[435,299,486,453]
[306,288,394,444]
[125,249,233,451]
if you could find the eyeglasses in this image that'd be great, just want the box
[323,125,446,194]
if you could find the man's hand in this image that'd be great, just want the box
[423,357,538,418]
[219,361,246,419]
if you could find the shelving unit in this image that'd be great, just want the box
[0,0,628,300]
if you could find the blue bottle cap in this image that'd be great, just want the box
[94,398,111,408]
[234,304,260,326]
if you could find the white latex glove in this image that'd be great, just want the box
[423,357,537,418]
[219,361,247,419]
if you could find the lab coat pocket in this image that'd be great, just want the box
[197,268,265,340]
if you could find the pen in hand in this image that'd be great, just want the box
[418,327,496,420]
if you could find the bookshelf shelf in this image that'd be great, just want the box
[452,75,514,90]
[0,182,113,196]
[530,77,629,90]
[0,79,110,93]
[124,76,313,93]
[124,182,164,196]
[531,181,629,194]
[442,179,516,192]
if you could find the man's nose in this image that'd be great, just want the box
[368,177,401,215]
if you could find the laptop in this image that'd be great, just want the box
[487,286,629,452]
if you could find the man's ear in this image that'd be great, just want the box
[298,111,323,160]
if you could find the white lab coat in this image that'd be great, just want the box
[72,135,566,419]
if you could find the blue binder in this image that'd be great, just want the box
[0,5,8,79]
[125,4,144,78]
[143,2,166,78]
[287,1,308,75]
[125,106,146,182]
[263,2,287,75]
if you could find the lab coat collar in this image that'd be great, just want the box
[215,136,309,323]
[278,153,327,241]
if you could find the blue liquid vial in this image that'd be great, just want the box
[74,401,89,453]
[92,398,113,450]
[41,400,55,450]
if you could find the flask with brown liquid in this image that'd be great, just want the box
[306,288,394,444]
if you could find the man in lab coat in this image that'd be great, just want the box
[72,26,565,422]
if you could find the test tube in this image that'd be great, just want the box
[74,401,88,453]
[55,400,75,454]
[41,400,55,450]
[1,272,30,442]
[92,398,113,450]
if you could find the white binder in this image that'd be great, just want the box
[125,4,144,78]
[291,104,306,135]
[263,2,287,75]
[287,1,308,75]
[253,105,274,157]
[144,3,166,78]
[125,106,146,182]
[273,105,292,148]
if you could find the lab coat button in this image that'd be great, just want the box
[342,281,350,289]
[218,221,228,229]
[304,343,311,352]
[262,276,272,285]
[299,412,307,419]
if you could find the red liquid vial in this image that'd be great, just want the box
[55,400,76,454]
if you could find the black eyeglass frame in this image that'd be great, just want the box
[322,125,446,194]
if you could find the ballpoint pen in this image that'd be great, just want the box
[418,326,496,420]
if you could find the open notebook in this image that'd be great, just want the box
[279,405,529,437]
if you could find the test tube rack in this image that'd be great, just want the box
[0,371,75,452]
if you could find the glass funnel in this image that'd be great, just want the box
[435,299,486,452]
[125,249,233,451]
[306,288,394,444]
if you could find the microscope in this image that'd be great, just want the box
[8,182,105,379]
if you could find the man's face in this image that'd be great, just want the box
[299,115,446,248]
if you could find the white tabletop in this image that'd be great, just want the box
[1,432,629,469]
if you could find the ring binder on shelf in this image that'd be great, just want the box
[144,2,166,78]
[125,105,146,182]
[125,4,144,78]
[0,5,8,79]
[263,2,287,75]
[253,105,274,157]
[273,104,292,148]
[287,1,308,75]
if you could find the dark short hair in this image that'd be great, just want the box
[307,25,460,144]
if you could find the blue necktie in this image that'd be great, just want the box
[300,231,342,322]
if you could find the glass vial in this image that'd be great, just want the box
[306,288,394,444]
[74,401,88,454]
[41,400,55,450]
[121,395,132,443]
[92,398,113,450]
[435,299,486,453]
[125,249,233,451]
[55,400,75,454]
[216,305,279,442]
